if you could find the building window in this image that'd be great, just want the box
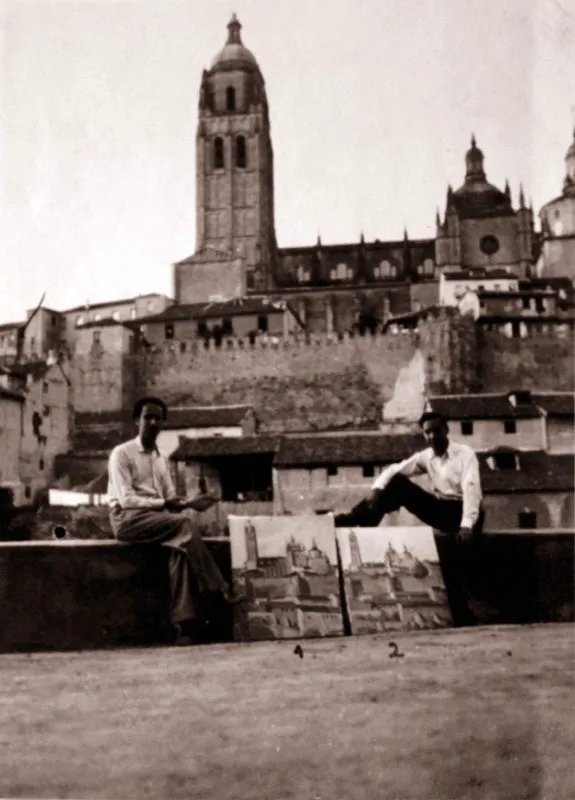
[43,381,49,393]
[93,330,101,344]
[214,137,225,169]
[257,314,268,332]
[165,324,174,340]
[504,419,517,434]
[130,308,136,319]
[197,321,208,337]
[222,317,233,335]
[226,86,236,111]
[51,314,57,327]
[24,486,31,499]
[236,136,247,168]
[327,465,338,477]
[493,452,517,470]
[518,511,537,529]
[39,459,45,471]
[461,421,474,436]
[480,234,500,255]
[112,311,120,321]
[362,464,375,478]
[94,314,101,322]
[43,405,50,417]
[522,297,530,310]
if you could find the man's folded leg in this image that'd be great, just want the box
[334,474,462,532]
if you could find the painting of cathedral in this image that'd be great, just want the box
[228,515,345,641]
[336,526,453,634]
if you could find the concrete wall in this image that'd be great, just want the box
[483,491,573,530]
[546,419,575,454]
[0,395,22,485]
[19,365,72,500]
[447,417,545,452]
[479,330,575,392]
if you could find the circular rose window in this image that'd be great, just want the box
[480,234,500,255]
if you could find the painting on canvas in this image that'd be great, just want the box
[228,515,345,641]
[336,526,453,634]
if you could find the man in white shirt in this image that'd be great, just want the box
[108,396,238,644]
[335,412,484,542]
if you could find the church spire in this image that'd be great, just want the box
[465,134,486,183]
[227,13,242,44]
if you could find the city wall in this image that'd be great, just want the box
[69,320,575,441]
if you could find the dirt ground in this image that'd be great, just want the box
[0,623,573,800]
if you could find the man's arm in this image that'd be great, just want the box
[108,448,165,510]
[459,451,482,530]
[371,450,427,492]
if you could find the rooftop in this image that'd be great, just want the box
[274,433,425,467]
[165,405,254,430]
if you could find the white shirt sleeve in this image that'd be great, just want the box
[460,450,482,529]
[108,448,165,510]
[371,450,427,491]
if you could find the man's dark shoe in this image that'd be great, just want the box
[334,512,357,527]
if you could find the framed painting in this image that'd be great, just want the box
[228,515,345,641]
[336,526,453,634]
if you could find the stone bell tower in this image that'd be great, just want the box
[175,15,278,302]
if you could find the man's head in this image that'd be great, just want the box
[419,411,449,457]
[133,396,168,447]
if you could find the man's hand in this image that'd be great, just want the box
[184,493,219,513]
[164,497,188,513]
[456,526,474,545]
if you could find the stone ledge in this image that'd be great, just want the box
[0,538,232,654]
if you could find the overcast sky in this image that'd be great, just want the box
[1,0,573,322]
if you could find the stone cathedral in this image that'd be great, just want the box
[172,15,573,335]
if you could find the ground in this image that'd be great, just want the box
[0,624,573,799]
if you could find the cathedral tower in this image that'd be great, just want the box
[177,15,277,301]
[538,128,575,279]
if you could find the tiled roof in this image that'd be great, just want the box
[0,321,24,332]
[274,433,425,467]
[427,393,541,420]
[76,318,133,330]
[171,435,281,461]
[63,293,171,314]
[479,451,574,493]
[166,405,254,429]
[0,386,24,402]
[137,297,286,325]
[442,268,517,281]
[532,393,575,418]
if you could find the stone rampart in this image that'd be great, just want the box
[69,320,575,438]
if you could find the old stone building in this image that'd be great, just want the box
[539,128,575,280]
[169,16,543,339]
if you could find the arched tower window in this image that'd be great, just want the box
[226,86,236,111]
[236,136,247,168]
[214,137,224,169]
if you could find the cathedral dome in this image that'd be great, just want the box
[211,15,259,71]
[451,135,513,218]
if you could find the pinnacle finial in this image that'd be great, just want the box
[519,183,526,208]
[403,226,409,241]
[471,133,477,148]
[227,13,242,44]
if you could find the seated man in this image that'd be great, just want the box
[335,411,484,539]
[107,396,238,645]
[335,411,487,624]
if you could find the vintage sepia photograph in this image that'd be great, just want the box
[0,0,573,797]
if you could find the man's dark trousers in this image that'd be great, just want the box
[335,474,488,625]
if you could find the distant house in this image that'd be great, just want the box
[134,296,301,347]
[157,405,258,457]
[0,386,25,501]
[425,391,574,454]
[439,268,519,307]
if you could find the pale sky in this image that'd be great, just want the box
[337,526,439,568]
[228,515,338,567]
[1,0,574,323]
